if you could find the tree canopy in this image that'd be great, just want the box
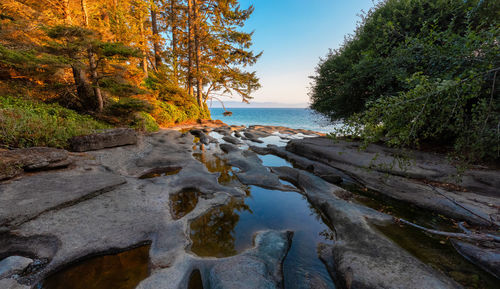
[0,0,260,128]
[310,0,499,163]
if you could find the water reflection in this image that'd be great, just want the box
[39,245,150,289]
[257,154,292,167]
[170,188,202,220]
[190,198,251,257]
[139,167,181,179]
[376,223,499,289]
[189,186,335,289]
[193,152,239,186]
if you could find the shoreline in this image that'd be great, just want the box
[0,124,498,289]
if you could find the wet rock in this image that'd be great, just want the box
[137,230,292,289]
[222,136,242,145]
[208,230,292,289]
[220,147,296,191]
[451,240,500,279]
[243,132,264,143]
[0,148,71,181]
[190,129,217,145]
[286,138,500,226]
[213,127,232,136]
[250,145,346,184]
[248,125,322,136]
[69,128,137,152]
[0,169,126,228]
[219,143,239,154]
[286,138,500,196]
[190,129,209,145]
[272,166,460,289]
[0,278,30,289]
[0,256,33,279]
[233,131,243,138]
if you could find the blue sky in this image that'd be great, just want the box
[221,0,376,107]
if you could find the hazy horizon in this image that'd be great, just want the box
[215,0,376,106]
[208,100,309,108]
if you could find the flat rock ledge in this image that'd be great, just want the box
[0,147,71,181]
[137,230,292,289]
[69,128,138,152]
[271,166,460,289]
[285,137,500,227]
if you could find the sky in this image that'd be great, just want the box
[215,0,376,107]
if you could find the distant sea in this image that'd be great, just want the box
[209,108,340,133]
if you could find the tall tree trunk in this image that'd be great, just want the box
[151,5,162,69]
[187,0,194,96]
[71,64,93,109]
[80,0,103,112]
[170,0,178,84]
[80,0,89,26]
[193,0,202,106]
[88,50,103,112]
[62,0,72,24]
[139,13,148,78]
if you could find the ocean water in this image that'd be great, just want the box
[209,108,340,133]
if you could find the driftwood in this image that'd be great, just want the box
[394,217,500,243]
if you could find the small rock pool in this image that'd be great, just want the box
[191,147,335,289]
[38,245,150,289]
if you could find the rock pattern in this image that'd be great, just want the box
[0,126,497,289]
[271,166,460,289]
[451,240,500,279]
[0,256,33,279]
[69,128,138,152]
[0,147,71,181]
[0,169,126,228]
[286,137,500,226]
[0,278,30,289]
[137,230,292,289]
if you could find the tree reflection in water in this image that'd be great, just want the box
[170,188,202,220]
[189,197,251,257]
[193,151,239,186]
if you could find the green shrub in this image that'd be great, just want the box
[105,97,153,117]
[313,0,500,163]
[0,96,109,148]
[131,112,159,133]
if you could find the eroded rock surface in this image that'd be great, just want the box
[271,166,460,289]
[286,137,500,226]
[69,128,138,152]
[0,256,33,279]
[0,148,71,181]
[1,126,496,289]
[451,240,500,279]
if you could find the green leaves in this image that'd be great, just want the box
[313,0,500,163]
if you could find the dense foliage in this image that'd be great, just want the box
[311,0,499,162]
[0,96,109,148]
[0,0,260,148]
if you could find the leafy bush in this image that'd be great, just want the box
[0,96,109,148]
[105,97,153,117]
[131,112,159,133]
[312,0,500,163]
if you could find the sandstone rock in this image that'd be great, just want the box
[222,136,242,145]
[207,230,292,289]
[0,256,33,279]
[286,138,500,226]
[243,132,264,143]
[69,128,137,152]
[0,278,30,289]
[451,240,500,279]
[0,148,71,181]
[272,166,460,289]
[0,169,126,228]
